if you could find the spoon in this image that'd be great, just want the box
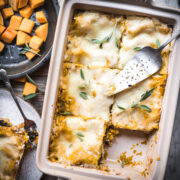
[0,69,38,143]
[106,29,180,96]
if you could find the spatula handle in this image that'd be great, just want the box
[158,29,180,52]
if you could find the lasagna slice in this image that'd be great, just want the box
[64,12,123,68]
[112,16,172,132]
[58,63,119,122]
[49,116,106,167]
[0,119,27,180]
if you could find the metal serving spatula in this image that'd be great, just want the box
[106,29,180,96]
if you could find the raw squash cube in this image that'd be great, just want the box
[0,12,3,25]
[0,0,5,9]
[18,0,28,9]
[16,31,31,46]
[19,5,33,19]
[35,23,48,42]
[29,35,43,50]
[25,49,40,60]
[0,24,5,35]
[14,76,26,82]
[36,11,47,23]
[23,82,37,96]
[29,0,44,9]
[0,41,4,52]
[8,0,18,11]
[1,27,17,43]
[2,7,14,19]
[9,15,22,30]
[19,18,35,34]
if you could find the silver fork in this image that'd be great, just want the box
[0,69,38,143]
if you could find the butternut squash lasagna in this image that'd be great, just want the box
[0,119,28,180]
[49,12,172,167]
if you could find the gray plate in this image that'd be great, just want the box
[0,89,42,180]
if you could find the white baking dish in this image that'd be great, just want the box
[36,0,180,179]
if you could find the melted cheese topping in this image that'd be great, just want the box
[49,116,106,166]
[0,125,26,180]
[60,63,119,121]
[64,12,123,68]
[50,12,172,167]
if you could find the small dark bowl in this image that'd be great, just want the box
[0,0,59,79]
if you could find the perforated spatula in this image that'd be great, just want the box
[106,29,180,96]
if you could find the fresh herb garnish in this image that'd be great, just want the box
[60,111,72,116]
[80,69,85,80]
[117,88,154,112]
[80,92,88,100]
[19,38,41,57]
[117,105,126,111]
[140,88,154,102]
[78,83,88,89]
[24,93,37,100]
[140,105,152,112]
[156,39,161,48]
[134,47,141,51]
[115,37,120,49]
[121,160,125,168]
[87,22,117,48]
[77,132,84,137]
[77,132,84,142]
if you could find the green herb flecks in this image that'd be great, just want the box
[134,47,141,51]
[117,88,154,113]
[60,111,72,116]
[24,93,37,100]
[117,105,126,111]
[140,105,152,112]
[156,39,161,48]
[77,132,84,142]
[87,22,117,48]
[80,92,88,100]
[19,38,41,57]
[121,160,125,168]
[80,69,85,80]
[115,37,120,49]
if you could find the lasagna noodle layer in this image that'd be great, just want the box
[57,63,119,122]
[64,12,124,68]
[112,16,171,132]
[0,124,27,180]
[49,116,106,166]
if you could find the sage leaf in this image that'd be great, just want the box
[24,93,37,100]
[140,105,152,112]
[116,37,120,49]
[134,47,141,51]
[140,88,154,102]
[26,74,37,86]
[61,111,72,116]
[156,39,161,48]
[117,105,126,111]
[80,92,88,100]
[77,132,84,137]
[80,69,85,80]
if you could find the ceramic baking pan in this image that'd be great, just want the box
[36,0,180,179]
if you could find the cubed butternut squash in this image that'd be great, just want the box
[0,0,5,9]
[0,24,5,35]
[14,76,26,82]
[0,41,4,52]
[29,0,44,9]
[16,31,31,46]
[0,12,3,25]
[36,11,47,23]
[18,0,28,9]
[9,15,22,30]
[25,49,40,60]
[35,23,48,42]
[29,35,43,50]
[1,27,17,43]
[19,18,35,34]
[8,0,18,11]
[23,82,37,96]
[19,5,33,18]
[2,7,14,19]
